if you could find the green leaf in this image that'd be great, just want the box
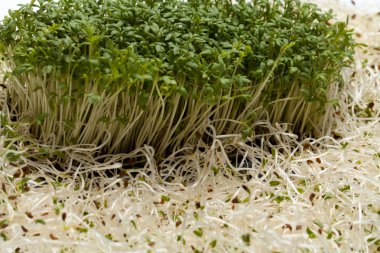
[220,78,231,87]
[161,76,177,85]
[0,232,7,241]
[0,219,9,229]
[88,59,100,65]
[241,233,250,245]
[11,63,34,76]
[297,188,305,194]
[322,192,334,200]
[5,151,21,162]
[201,49,213,56]
[185,61,198,69]
[161,195,170,203]
[86,93,101,104]
[269,181,281,187]
[242,127,252,140]
[193,228,203,237]
[77,227,88,233]
[209,240,217,248]
[266,59,275,67]
[326,230,334,239]
[36,113,49,125]
[138,91,150,109]
[35,219,46,225]
[289,67,299,74]
[43,65,53,74]
[177,86,187,97]
[211,167,219,175]
[339,185,350,192]
[313,220,324,228]
[306,227,317,238]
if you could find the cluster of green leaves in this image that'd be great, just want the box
[0,0,356,155]
[1,0,355,102]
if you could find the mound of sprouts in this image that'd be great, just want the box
[0,0,356,157]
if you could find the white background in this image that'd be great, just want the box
[1,0,31,20]
[1,0,380,20]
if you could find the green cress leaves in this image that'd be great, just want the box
[0,0,356,155]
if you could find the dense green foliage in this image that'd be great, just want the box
[0,0,356,156]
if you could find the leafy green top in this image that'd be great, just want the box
[0,0,355,106]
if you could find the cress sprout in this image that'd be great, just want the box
[0,0,356,156]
